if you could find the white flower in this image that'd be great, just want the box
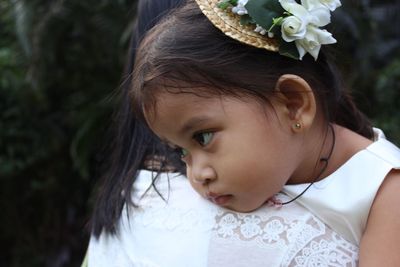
[302,0,341,12]
[308,6,331,26]
[279,0,337,59]
[254,24,267,35]
[279,0,311,42]
[281,15,307,42]
[232,0,248,15]
[280,0,331,27]
[301,0,335,27]
[295,25,336,60]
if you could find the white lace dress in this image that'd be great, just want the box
[87,130,400,267]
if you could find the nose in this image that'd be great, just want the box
[188,157,217,185]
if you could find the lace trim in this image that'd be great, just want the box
[213,209,359,266]
[213,211,324,248]
[291,233,358,267]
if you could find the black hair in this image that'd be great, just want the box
[90,0,186,238]
[132,0,373,140]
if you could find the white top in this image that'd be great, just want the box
[87,130,400,267]
[283,129,400,244]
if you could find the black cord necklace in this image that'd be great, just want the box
[280,124,336,205]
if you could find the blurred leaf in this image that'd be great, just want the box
[1,0,136,266]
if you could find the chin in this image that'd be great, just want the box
[229,204,260,213]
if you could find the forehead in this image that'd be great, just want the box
[144,85,270,120]
[144,90,274,140]
[145,91,224,127]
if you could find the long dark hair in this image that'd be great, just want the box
[132,0,373,140]
[91,0,186,238]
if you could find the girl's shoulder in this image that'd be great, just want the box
[359,168,400,265]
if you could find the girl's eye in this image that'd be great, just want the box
[194,132,213,147]
[175,147,189,159]
[180,148,189,158]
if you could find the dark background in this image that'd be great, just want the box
[0,0,399,266]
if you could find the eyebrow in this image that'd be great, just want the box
[180,115,211,135]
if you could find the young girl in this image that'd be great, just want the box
[86,0,370,266]
[131,0,400,265]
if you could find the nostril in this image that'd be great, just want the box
[203,178,212,185]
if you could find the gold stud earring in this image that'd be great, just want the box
[293,122,302,130]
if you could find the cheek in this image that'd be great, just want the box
[227,138,294,187]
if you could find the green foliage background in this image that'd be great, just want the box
[1,0,136,266]
[0,0,399,266]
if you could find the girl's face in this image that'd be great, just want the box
[146,90,305,212]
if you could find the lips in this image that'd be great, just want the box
[206,192,233,206]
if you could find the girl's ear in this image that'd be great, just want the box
[274,74,317,131]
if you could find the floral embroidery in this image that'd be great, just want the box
[213,209,358,266]
[240,215,262,238]
[262,219,287,242]
[293,236,358,266]
[217,213,240,237]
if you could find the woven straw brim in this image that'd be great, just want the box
[195,0,279,52]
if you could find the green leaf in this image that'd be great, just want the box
[272,16,283,26]
[279,41,299,60]
[240,14,255,25]
[267,16,283,35]
[217,1,230,10]
[270,23,281,35]
[217,0,238,9]
[246,0,285,29]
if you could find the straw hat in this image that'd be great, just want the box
[194,0,279,52]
